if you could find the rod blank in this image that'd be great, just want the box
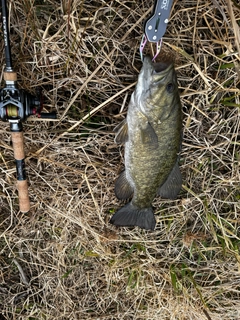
[1,0,13,70]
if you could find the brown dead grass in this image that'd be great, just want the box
[0,0,240,319]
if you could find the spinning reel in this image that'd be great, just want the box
[0,0,56,212]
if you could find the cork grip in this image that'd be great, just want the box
[11,132,30,213]
[4,71,17,81]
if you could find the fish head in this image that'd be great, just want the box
[135,56,179,121]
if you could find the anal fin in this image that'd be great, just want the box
[115,170,133,200]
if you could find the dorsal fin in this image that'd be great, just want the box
[157,162,182,199]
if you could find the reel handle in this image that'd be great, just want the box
[11,131,30,213]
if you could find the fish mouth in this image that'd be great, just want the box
[137,56,174,100]
[153,62,172,73]
[143,55,173,75]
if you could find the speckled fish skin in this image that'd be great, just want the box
[110,56,182,231]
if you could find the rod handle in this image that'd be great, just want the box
[11,131,30,213]
[17,180,30,213]
[4,71,17,81]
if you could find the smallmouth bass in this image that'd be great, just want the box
[110,56,182,230]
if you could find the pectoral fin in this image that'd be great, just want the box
[115,170,134,200]
[114,119,128,144]
[140,122,158,149]
[157,162,182,199]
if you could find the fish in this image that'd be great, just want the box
[110,55,182,231]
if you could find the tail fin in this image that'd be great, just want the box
[110,202,156,230]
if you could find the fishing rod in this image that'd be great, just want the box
[0,0,56,212]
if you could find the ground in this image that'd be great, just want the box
[0,0,240,319]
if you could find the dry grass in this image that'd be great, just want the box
[0,0,240,319]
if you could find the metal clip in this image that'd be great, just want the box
[145,0,173,43]
[152,38,162,62]
[140,34,148,61]
[140,0,173,61]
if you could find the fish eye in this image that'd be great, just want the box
[166,83,174,93]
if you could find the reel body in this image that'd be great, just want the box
[0,81,40,124]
